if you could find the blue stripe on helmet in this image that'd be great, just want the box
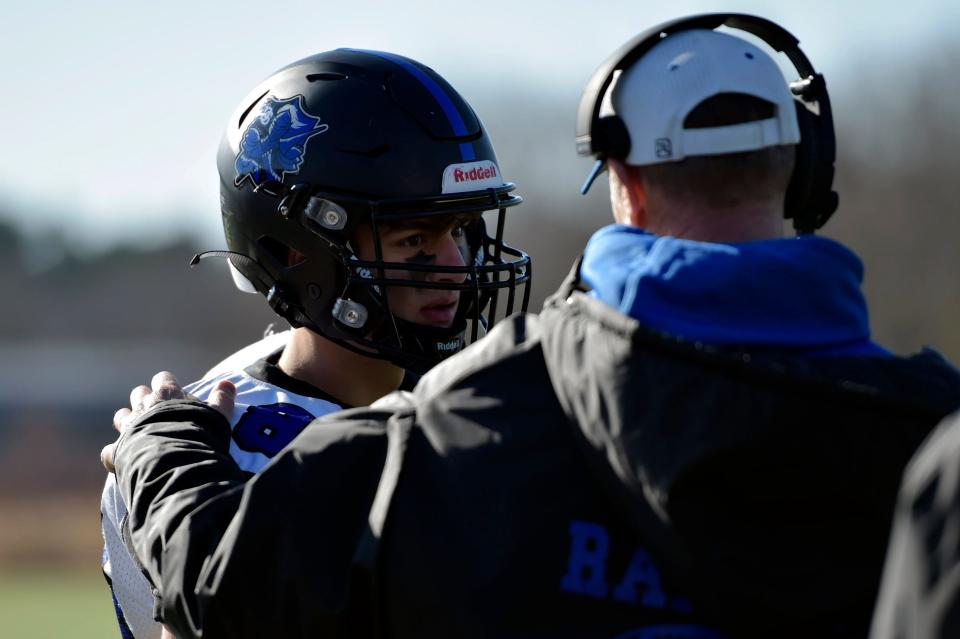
[341,49,476,161]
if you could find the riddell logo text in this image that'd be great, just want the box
[442,161,502,194]
[436,339,462,352]
[453,165,498,183]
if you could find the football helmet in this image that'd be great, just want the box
[198,49,531,372]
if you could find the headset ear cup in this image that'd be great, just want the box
[808,102,838,231]
[785,101,815,229]
[786,100,838,233]
[596,115,632,160]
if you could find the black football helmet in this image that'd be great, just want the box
[197,49,531,372]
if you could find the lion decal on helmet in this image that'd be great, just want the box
[235,95,330,188]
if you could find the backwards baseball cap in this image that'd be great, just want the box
[602,29,800,167]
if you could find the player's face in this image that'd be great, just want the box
[353,215,473,328]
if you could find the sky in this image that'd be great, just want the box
[2,0,957,252]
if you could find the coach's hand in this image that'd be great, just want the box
[100,371,236,472]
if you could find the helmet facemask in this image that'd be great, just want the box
[293,187,531,373]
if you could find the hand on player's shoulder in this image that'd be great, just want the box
[100,372,236,472]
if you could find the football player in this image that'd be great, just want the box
[99,48,530,639]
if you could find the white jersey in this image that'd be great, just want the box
[100,331,348,639]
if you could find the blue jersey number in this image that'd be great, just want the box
[232,403,315,457]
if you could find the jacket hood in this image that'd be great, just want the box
[581,225,886,356]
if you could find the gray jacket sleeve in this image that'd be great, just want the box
[870,411,960,639]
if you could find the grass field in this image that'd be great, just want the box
[0,569,118,639]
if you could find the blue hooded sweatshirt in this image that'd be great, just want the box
[580,225,889,357]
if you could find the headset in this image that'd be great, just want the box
[576,13,838,234]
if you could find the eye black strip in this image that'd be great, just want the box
[405,251,436,265]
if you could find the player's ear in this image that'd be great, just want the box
[608,159,647,227]
[287,248,305,267]
[350,222,375,260]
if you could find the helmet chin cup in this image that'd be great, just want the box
[388,317,467,374]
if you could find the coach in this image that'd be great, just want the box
[105,14,960,638]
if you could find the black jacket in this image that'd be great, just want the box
[115,281,960,639]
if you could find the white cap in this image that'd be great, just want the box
[603,29,801,166]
